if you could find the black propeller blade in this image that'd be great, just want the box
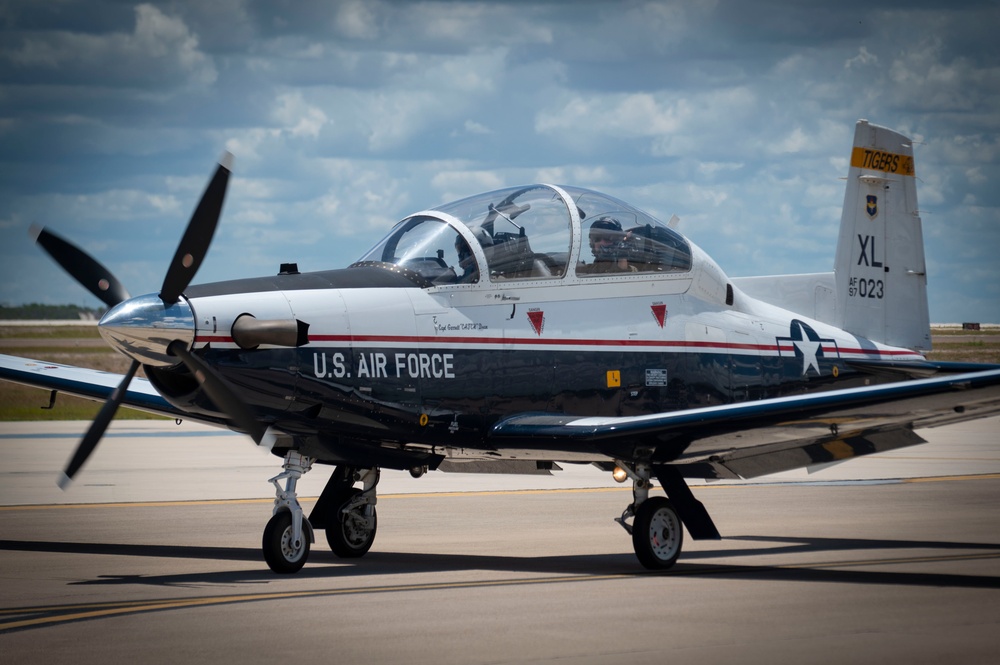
[30,225,130,309]
[168,341,266,444]
[58,359,140,489]
[160,153,233,305]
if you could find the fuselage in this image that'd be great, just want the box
[101,183,924,463]
[139,265,923,458]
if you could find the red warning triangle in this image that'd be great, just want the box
[527,310,544,335]
[651,303,667,328]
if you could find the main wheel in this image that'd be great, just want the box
[631,496,683,570]
[263,510,310,574]
[326,487,378,558]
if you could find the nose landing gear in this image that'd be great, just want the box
[262,450,315,574]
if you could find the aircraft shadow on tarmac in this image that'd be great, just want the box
[1,535,998,590]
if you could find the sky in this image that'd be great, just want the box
[0,0,998,323]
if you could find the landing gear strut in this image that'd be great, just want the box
[614,461,683,570]
[262,450,315,574]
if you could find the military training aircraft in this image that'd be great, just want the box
[2,120,999,573]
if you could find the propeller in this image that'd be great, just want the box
[35,152,261,486]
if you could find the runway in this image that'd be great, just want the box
[1,418,998,664]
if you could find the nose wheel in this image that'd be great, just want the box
[262,450,315,574]
[263,510,310,573]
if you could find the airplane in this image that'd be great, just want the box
[2,119,999,574]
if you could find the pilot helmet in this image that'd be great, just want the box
[589,217,624,261]
[455,234,472,263]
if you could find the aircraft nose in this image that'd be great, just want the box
[98,293,196,367]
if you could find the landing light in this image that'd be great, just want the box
[612,466,628,483]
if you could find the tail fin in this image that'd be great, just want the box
[833,120,931,351]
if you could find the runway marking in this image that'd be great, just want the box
[904,473,1000,484]
[2,473,999,512]
[1,550,997,634]
[778,551,1000,570]
[879,456,1000,461]
[0,430,239,440]
[0,488,629,512]
[0,574,634,633]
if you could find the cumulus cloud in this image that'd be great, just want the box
[457,120,492,136]
[334,0,380,40]
[273,91,329,139]
[431,170,506,203]
[536,92,687,139]
[697,162,743,177]
[2,4,216,88]
[845,46,878,69]
[885,37,1000,114]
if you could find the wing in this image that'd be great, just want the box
[0,353,221,425]
[490,368,1000,479]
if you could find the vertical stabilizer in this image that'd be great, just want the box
[833,120,931,351]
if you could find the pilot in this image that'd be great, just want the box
[579,217,636,274]
[454,234,478,283]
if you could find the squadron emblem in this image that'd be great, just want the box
[866,195,878,220]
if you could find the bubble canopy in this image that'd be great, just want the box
[353,185,692,285]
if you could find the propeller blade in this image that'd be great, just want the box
[167,341,265,443]
[159,153,233,305]
[59,359,141,489]
[30,225,131,309]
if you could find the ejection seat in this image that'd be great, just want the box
[485,230,553,279]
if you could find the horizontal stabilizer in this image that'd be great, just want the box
[846,359,1000,379]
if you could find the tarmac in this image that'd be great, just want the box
[0,416,998,664]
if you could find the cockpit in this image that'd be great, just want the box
[352,185,692,286]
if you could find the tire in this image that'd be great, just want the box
[262,510,310,574]
[326,488,378,558]
[631,496,683,570]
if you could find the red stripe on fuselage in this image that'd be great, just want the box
[193,333,921,358]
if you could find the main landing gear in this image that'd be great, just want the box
[614,462,683,569]
[261,450,381,574]
[317,466,379,558]
[613,461,721,570]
